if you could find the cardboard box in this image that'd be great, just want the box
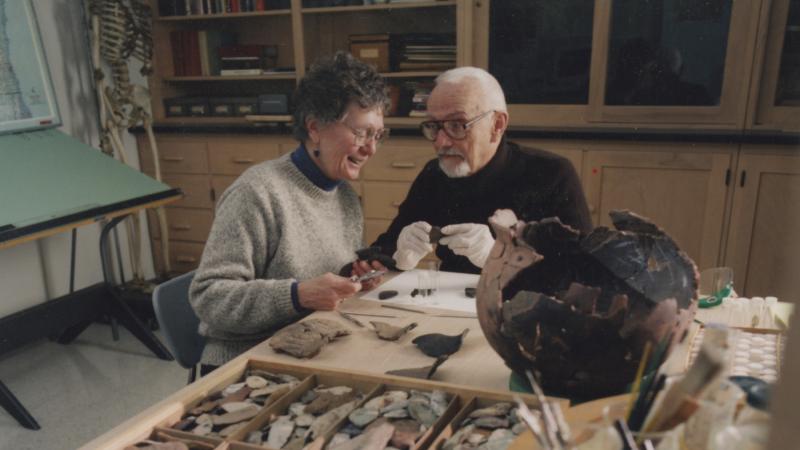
[349,33,392,72]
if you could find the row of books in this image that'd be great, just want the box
[171,30,282,76]
[158,0,289,16]
[397,35,455,71]
[405,81,433,117]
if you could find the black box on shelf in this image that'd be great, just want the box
[258,94,289,114]
[164,97,210,117]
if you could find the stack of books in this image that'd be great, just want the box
[397,33,456,71]
[170,30,236,76]
[405,81,433,117]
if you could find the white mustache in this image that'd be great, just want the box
[437,149,464,158]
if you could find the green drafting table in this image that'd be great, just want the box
[0,129,182,429]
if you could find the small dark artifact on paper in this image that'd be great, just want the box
[370,321,418,341]
[429,226,443,244]
[412,328,469,358]
[464,287,477,298]
[378,290,398,300]
[269,318,351,358]
[410,288,420,297]
[385,355,449,380]
[476,209,698,400]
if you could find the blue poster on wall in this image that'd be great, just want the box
[0,0,60,135]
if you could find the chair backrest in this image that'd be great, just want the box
[152,271,205,369]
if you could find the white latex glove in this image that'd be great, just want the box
[393,221,434,271]
[439,223,495,268]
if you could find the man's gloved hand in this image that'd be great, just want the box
[439,223,495,268]
[393,221,434,270]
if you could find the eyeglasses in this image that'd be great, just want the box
[341,122,390,146]
[419,110,495,141]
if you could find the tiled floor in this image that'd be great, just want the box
[0,324,186,449]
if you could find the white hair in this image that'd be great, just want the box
[435,67,507,113]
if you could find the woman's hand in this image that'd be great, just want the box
[351,260,387,291]
[297,273,361,311]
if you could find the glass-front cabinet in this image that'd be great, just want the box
[752,0,800,131]
[475,0,767,128]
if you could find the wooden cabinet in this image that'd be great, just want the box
[139,133,294,275]
[472,0,798,131]
[724,148,800,302]
[582,143,733,271]
[148,0,471,127]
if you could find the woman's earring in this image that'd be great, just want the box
[313,148,320,157]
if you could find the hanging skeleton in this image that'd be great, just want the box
[87,0,171,282]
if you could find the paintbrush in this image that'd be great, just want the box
[525,370,565,449]
[513,395,552,450]
[641,325,727,433]
[338,310,365,327]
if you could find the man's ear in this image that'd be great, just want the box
[306,117,321,146]
[490,111,509,143]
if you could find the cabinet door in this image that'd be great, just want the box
[208,137,283,175]
[752,0,800,131]
[588,0,761,127]
[725,150,800,302]
[584,145,732,270]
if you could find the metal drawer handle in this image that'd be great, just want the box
[171,224,191,231]
[391,162,416,168]
[390,201,402,207]
[176,256,196,263]
[233,158,255,164]
[162,156,185,162]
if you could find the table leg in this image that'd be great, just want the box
[0,379,40,430]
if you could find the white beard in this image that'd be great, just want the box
[437,149,471,178]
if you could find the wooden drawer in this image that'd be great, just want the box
[208,138,282,175]
[362,181,411,219]
[364,218,391,246]
[147,208,214,242]
[139,138,209,175]
[162,174,213,209]
[211,175,238,204]
[362,140,434,181]
[151,240,205,275]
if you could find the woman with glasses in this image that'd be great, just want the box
[190,52,390,372]
[372,67,591,275]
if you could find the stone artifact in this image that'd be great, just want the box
[477,209,698,399]
[378,290,399,300]
[339,247,397,276]
[370,321,418,341]
[412,329,470,358]
[442,401,524,450]
[385,355,449,380]
[270,318,351,358]
[464,287,477,298]
[244,384,365,448]
[429,226,444,244]
[171,369,300,439]
[324,389,449,450]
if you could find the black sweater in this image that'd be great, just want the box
[371,139,592,274]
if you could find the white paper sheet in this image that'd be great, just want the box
[360,270,480,314]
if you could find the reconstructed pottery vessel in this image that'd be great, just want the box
[476,209,698,399]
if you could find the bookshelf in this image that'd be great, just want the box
[149,0,471,126]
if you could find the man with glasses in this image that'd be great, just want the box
[372,67,591,274]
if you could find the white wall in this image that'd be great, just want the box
[0,1,154,317]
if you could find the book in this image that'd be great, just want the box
[220,69,263,76]
[198,30,237,75]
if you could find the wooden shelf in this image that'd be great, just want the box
[163,73,296,82]
[302,1,455,14]
[385,116,424,127]
[155,117,253,126]
[244,115,293,123]
[157,10,291,21]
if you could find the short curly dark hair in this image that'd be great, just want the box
[292,52,390,142]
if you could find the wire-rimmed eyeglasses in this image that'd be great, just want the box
[341,122,390,146]
[419,110,495,141]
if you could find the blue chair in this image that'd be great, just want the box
[152,271,205,383]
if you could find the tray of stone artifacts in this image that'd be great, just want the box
[116,358,566,450]
[686,326,786,383]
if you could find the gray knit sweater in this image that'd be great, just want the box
[189,153,363,365]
